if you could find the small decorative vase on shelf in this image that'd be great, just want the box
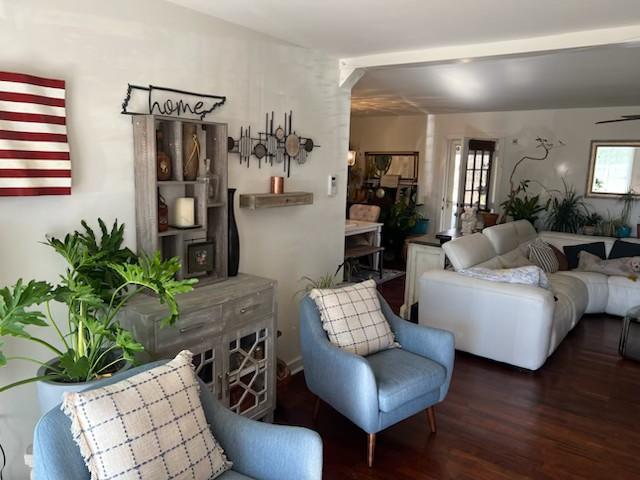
[156,129,172,181]
[183,124,200,181]
[158,195,169,232]
[228,188,240,276]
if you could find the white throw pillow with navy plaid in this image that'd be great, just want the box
[309,279,396,356]
[62,350,231,480]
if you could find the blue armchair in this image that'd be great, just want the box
[33,361,323,480]
[300,293,454,467]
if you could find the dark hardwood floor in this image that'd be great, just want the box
[276,302,640,479]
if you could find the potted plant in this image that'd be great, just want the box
[500,180,549,228]
[617,190,637,238]
[582,212,603,235]
[0,219,196,413]
[381,192,419,260]
[545,180,588,233]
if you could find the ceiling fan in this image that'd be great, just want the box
[595,114,640,124]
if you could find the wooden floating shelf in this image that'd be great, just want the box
[239,192,313,209]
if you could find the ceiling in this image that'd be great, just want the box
[168,0,640,57]
[167,0,640,114]
[351,44,640,115]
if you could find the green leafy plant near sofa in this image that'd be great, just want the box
[545,179,589,233]
[500,180,549,227]
[0,219,196,391]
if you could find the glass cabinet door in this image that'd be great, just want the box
[223,322,271,417]
[190,341,223,398]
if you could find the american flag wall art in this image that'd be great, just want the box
[0,71,71,196]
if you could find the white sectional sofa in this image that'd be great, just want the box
[419,220,640,370]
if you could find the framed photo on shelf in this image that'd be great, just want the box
[187,240,215,275]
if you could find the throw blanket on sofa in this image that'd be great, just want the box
[578,251,640,280]
[458,265,550,289]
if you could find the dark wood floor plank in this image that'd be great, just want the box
[276,314,640,479]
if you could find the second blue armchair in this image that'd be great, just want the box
[300,293,454,467]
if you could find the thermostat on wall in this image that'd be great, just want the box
[328,174,337,196]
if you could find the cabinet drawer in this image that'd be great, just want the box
[155,305,223,352]
[223,288,273,325]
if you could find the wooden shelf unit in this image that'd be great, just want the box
[132,115,229,280]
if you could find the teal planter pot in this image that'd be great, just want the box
[617,225,632,238]
[410,218,429,235]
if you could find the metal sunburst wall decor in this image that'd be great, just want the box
[228,111,318,177]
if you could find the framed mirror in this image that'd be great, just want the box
[587,140,640,197]
[364,151,418,182]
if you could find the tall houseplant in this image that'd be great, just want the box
[381,191,418,259]
[545,180,589,233]
[617,190,638,238]
[0,219,196,409]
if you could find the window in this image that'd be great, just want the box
[461,139,495,211]
[587,140,640,197]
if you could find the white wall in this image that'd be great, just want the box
[349,114,436,227]
[429,106,640,230]
[0,1,349,476]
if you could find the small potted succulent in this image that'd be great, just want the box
[0,219,196,413]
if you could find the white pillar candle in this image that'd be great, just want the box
[173,197,195,227]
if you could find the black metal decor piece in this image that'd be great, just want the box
[227,111,318,177]
[121,84,226,120]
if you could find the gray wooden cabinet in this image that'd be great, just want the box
[120,274,277,421]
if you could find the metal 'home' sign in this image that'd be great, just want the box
[121,84,226,120]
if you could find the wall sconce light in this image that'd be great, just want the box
[347,150,357,166]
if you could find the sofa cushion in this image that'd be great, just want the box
[482,220,537,255]
[563,242,606,269]
[442,233,497,271]
[366,348,446,413]
[607,276,640,316]
[609,240,640,259]
[309,280,396,356]
[556,271,609,313]
[528,239,559,273]
[548,273,588,326]
[498,249,534,268]
[550,244,569,271]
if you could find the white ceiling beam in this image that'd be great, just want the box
[340,24,640,71]
[339,65,365,89]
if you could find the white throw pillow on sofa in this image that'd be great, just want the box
[309,279,396,356]
[458,265,550,289]
[62,350,232,480]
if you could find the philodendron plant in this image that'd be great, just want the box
[0,219,197,391]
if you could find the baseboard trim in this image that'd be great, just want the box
[287,356,304,375]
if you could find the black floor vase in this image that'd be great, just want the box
[228,188,239,276]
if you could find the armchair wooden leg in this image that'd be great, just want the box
[427,406,437,434]
[312,396,321,422]
[367,433,376,467]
